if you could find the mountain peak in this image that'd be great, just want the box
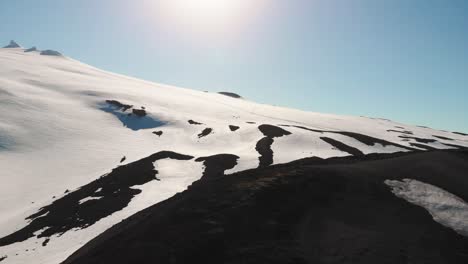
[3,40,21,48]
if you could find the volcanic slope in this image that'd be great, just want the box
[1,43,467,264]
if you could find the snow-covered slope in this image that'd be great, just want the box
[0,44,467,264]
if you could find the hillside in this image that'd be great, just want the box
[0,43,467,264]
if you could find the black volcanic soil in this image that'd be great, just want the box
[386,129,413,135]
[153,131,163,137]
[320,137,364,156]
[256,125,291,167]
[105,100,132,112]
[131,109,147,117]
[398,135,437,144]
[409,143,438,150]
[188,120,204,125]
[198,128,213,138]
[280,124,416,151]
[63,149,468,264]
[218,92,242,98]
[433,135,454,141]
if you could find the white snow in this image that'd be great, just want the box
[1,45,467,263]
[385,179,468,237]
[78,196,102,205]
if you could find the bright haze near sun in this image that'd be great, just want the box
[144,0,266,42]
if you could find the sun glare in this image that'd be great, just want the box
[152,0,265,38]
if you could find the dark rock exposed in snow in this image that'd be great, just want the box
[320,136,364,156]
[218,92,242,99]
[229,125,240,132]
[433,135,454,141]
[188,120,204,125]
[24,47,38,52]
[153,131,163,137]
[105,100,133,112]
[280,124,416,151]
[387,129,413,135]
[132,109,147,117]
[198,128,213,138]
[3,40,20,48]
[398,135,437,144]
[256,125,291,167]
[40,50,62,56]
[195,154,239,180]
[101,100,164,131]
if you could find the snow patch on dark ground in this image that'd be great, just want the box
[385,178,468,237]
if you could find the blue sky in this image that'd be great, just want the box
[1,0,467,132]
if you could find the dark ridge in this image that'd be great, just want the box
[229,125,240,132]
[218,92,242,99]
[417,125,430,128]
[281,125,415,151]
[246,122,256,124]
[42,238,50,247]
[198,128,213,138]
[195,154,239,180]
[399,135,437,144]
[433,135,454,141]
[120,156,126,163]
[410,143,438,151]
[0,256,6,262]
[258,124,292,138]
[336,132,415,151]
[188,120,204,125]
[131,109,147,117]
[320,137,364,157]
[387,129,413,135]
[453,132,468,136]
[62,150,468,264]
[279,124,324,133]
[153,131,163,137]
[442,143,467,149]
[0,151,193,247]
[105,100,133,112]
[395,126,405,129]
[255,125,292,168]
